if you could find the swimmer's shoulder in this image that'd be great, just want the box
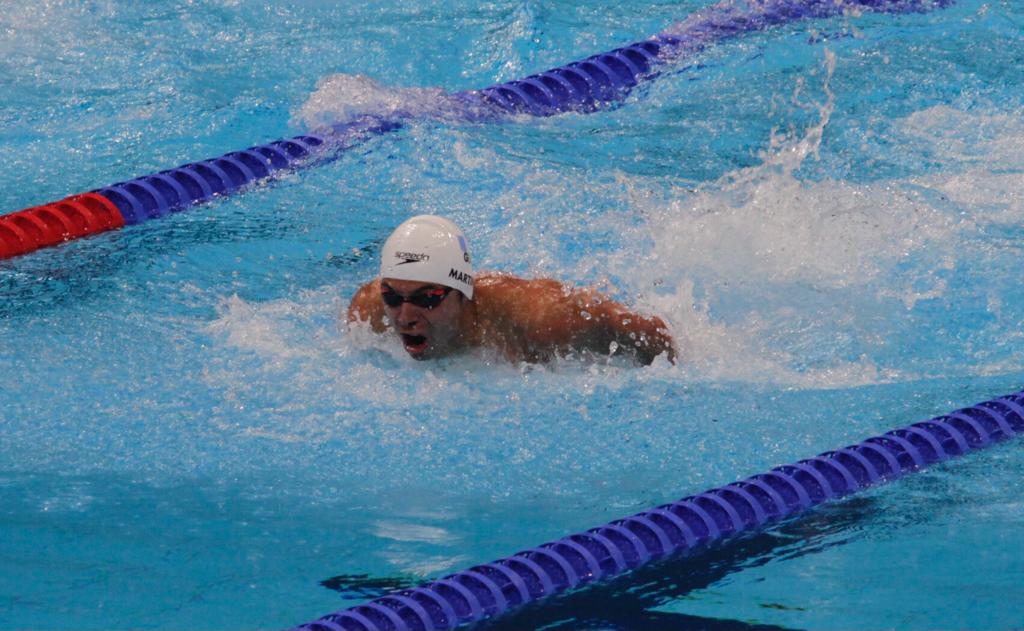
[472,273,572,329]
[473,273,566,303]
[346,278,386,330]
[349,278,381,308]
[474,272,567,289]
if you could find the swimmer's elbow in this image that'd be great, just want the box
[658,337,678,365]
[630,317,676,366]
[638,333,676,366]
[346,301,365,324]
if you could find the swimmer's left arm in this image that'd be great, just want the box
[575,291,676,365]
[522,281,676,365]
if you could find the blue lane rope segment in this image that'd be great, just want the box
[4,0,951,260]
[291,389,1023,631]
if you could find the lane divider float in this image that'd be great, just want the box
[291,389,1022,631]
[0,0,951,260]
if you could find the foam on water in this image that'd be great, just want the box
[293,73,455,130]
[619,53,963,385]
[902,106,1024,213]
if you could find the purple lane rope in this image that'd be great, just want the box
[2,0,953,260]
[291,389,1022,631]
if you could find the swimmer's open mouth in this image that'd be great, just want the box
[401,334,428,356]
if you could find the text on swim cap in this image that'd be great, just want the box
[395,251,429,265]
[448,268,472,285]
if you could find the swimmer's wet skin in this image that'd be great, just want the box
[346,215,675,365]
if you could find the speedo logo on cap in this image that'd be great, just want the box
[449,268,472,285]
[395,251,429,265]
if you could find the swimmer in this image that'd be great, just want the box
[347,215,675,365]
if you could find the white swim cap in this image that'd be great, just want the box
[380,215,474,299]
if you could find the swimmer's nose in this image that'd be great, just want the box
[396,302,421,328]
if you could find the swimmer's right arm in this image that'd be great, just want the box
[345,279,388,332]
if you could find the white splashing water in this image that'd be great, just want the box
[293,73,455,129]
[210,52,1024,460]
[190,105,1024,509]
[902,106,1024,220]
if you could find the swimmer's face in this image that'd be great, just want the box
[380,278,466,360]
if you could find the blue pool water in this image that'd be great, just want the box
[2,0,1023,629]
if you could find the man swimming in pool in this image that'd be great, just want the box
[347,215,675,365]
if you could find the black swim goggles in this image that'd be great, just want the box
[380,285,453,310]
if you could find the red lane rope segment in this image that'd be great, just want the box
[0,193,123,260]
